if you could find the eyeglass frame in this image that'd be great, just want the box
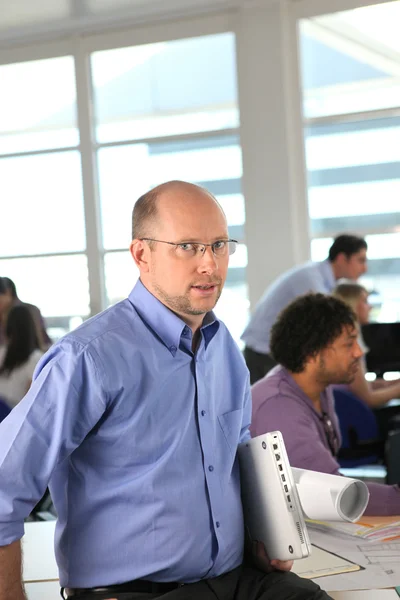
[139,238,238,256]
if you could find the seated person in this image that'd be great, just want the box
[333,282,400,407]
[251,293,400,516]
[0,304,44,409]
[0,276,52,349]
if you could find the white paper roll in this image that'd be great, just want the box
[292,467,369,522]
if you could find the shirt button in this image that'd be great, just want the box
[216,521,220,528]
[170,345,177,353]
[208,465,214,472]
[201,410,206,416]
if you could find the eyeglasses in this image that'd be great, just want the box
[321,411,340,457]
[140,238,238,258]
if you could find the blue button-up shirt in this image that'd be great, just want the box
[0,281,251,587]
[241,260,336,354]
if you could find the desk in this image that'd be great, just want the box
[21,518,400,598]
[25,581,60,600]
[22,521,58,600]
[306,522,400,592]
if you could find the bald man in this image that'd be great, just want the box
[0,182,330,600]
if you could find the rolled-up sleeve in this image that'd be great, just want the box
[0,339,107,546]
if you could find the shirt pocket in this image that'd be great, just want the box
[218,408,244,458]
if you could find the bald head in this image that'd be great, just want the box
[131,180,225,241]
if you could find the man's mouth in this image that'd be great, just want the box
[192,284,217,290]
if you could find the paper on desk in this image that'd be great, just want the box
[308,528,400,591]
[307,518,400,542]
[329,591,399,599]
[292,545,361,579]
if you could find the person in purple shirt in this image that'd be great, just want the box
[251,293,400,517]
[0,181,330,600]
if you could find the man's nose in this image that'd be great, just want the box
[197,246,218,272]
[354,341,364,358]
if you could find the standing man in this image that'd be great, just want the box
[241,235,367,384]
[0,181,330,600]
[251,293,400,516]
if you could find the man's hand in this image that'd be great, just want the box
[252,540,293,573]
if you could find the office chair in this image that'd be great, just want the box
[334,388,385,468]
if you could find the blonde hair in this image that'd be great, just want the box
[333,282,368,316]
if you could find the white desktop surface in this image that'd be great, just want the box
[25,580,60,600]
[23,521,58,583]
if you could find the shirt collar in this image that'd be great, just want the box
[318,259,336,292]
[279,366,331,416]
[128,280,220,354]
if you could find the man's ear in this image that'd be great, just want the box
[307,350,320,369]
[130,239,150,272]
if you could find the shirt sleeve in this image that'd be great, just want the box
[0,339,108,546]
[289,268,328,297]
[239,375,252,444]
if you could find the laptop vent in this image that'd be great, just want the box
[296,521,304,544]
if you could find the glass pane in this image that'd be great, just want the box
[214,283,250,348]
[0,56,78,154]
[105,251,139,306]
[308,180,400,220]
[305,119,400,237]
[97,136,243,250]
[91,33,238,143]
[305,121,400,171]
[300,2,400,118]
[0,255,90,329]
[0,152,86,257]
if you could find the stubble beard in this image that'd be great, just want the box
[317,357,359,386]
[152,281,222,316]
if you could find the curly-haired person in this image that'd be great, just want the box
[250,293,400,516]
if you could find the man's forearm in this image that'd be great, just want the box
[0,539,26,600]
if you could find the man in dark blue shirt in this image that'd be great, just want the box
[0,181,330,599]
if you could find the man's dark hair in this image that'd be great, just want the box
[270,293,356,373]
[328,234,367,262]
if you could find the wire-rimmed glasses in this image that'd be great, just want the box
[140,238,238,258]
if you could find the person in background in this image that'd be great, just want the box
[251,293,400,516]
[333,282,400,408]
[0,181,330,600]
[0,304,43,409]
[242,235,368,384]
[0,276,52,350]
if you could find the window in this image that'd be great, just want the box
[300,3,400,322]
[0,33,248,345]
[92,33,248,342]
[0,56,84,341]
[0,56,78,153]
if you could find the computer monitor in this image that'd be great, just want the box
[361,322,400,376]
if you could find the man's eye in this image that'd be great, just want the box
[213,241,226,250]
[178,243,195,252]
